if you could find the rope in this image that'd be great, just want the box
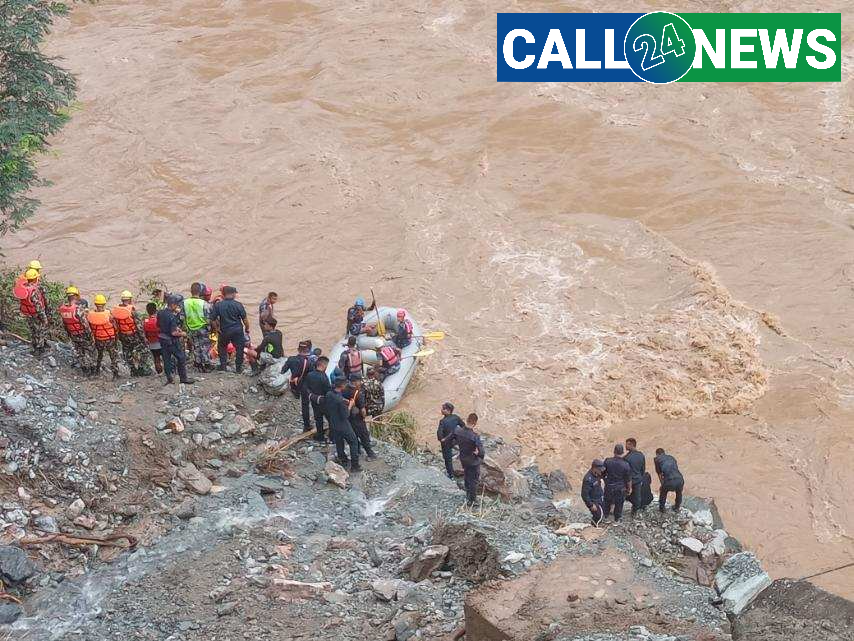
[800,560,854,581]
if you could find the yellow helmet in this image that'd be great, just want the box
[120,290,133,300]
[66,286,80,296]
[27,260,42,271]
[24,268,39,280]
[94,294,107,306]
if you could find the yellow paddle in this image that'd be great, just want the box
[370,288,386,337]
[410,347,435,359]
[418,331,445,341]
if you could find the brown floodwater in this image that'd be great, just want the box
[4,0,854,598]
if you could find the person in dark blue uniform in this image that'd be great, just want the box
[624,437,648,515]
[581,459,606,526]
[603,443,632,523]
[323,377,360,472]
[654,448,685,512]
[436,402,466,479]
[282,340,311,431]
[451,413,485,506]
[210,286,249,373]
[305,356,331,442]
[157,296,194,385]
[343,373,377,460]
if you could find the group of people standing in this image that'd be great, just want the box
[581,439,686,525]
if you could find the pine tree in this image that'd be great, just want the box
[0,1,80,235]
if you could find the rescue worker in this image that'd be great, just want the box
[624,438,649,515]
[362,367,385,417]
[157,295,194,385]
[308,347,322,370]
[113,291,151,376]
[87,294,120,379]
[24,260,50,315]
[305,356,331,442]
[654,448,685,512]
[258,291,277,331]
[346,297,375,336]
[323,376,360,471]
[450,413,485,506]
[377,342,401,380]
[339,336,363,380]
[210,285,249,373]
[343,373,377,460]
[581,459,606,526]
[255,318,284,360]
[17,268,48,356]
[143,302,163,374]
[602,444,632,523]
[184,282,213,372]
[436,402,465,479]
[282,341,312,431]
[393,309,413,349]
[58,286,96,374]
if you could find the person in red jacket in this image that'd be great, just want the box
[16,268,48,356]
[58,286,96,375]
[143,302,163,374]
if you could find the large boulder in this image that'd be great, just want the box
[0,545,37,584]
[453,443,530,500]
[177,463,212,495]
[408,545,449,581]
[324,461,349,488]
[714,552,771,616]
[432,522,500,583]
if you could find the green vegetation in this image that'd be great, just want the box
[370,411,418,453]
[0,266,68,341]
[1,1,84,235]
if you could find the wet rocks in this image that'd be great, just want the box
[325,461,349,488]
[177,463,212,495]
[408,545,449,581]
[0,545,37,584]
[714,551,771,616]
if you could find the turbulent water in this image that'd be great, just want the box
[4,0,854,597]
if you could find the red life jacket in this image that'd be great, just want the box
[59,302,86,336]
[380,345,399,366]
[143,316,160,344]
[17,283,45,318]
[346,348,363,373]
[87,310,116,342]
[111,306,138,336]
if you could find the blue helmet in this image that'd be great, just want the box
[354,297,365,307]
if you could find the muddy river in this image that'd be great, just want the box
[4,0,854,597]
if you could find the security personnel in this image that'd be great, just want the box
[184,282,213,372]
[112,291,151,376]
[344,373,377,460]
[323,376,360,471]
[436,402,465,479]
[654,448,685,512]
[87,294,120,380]
[580,459,606,526]
[157,295,194,385]
[305,356,331,442]
[16,268,48,356]
[624,438,648,515]
[602,443,632,523]
[58,287,96,375]
[338,336,363,380]
[283,341,312,431]
[393,309,413,348]
[452,413,485,506]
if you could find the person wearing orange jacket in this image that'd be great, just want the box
[15,268,49,356]
[87,294,120,380]
[112,290,152,376]
[58,286,96,375]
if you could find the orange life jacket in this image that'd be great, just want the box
[87,310,116,342]
[59,302,86,336]
[380,345,399,366]
[143,316,160,344]
[346,348,363,373]
[111,306,139,336]
[17,282,45,317]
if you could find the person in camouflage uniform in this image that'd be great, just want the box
[183,282,213,372]
[113,292,152,376]
[363,367,386,417]
[58,287,96,374]
[17,269,49,356]
[87,295,120,380]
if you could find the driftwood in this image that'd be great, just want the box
[19,532,138,549]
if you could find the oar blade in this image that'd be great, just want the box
[413,348,435,358]
[421,331,445,341]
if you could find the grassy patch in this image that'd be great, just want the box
[370,410,417,453]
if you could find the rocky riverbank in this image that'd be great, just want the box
[0,340,851,640]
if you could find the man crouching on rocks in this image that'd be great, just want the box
[581,459,606,526]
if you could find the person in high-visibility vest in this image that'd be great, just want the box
[112,291,152,376]
[58,286,96,375]
[183,282,213,372]
[87,294,120,380]
[15,268,49,356]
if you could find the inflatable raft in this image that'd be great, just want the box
[327,306,424,412]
